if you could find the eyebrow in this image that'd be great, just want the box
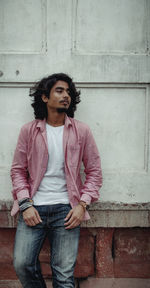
[55,87,70,91]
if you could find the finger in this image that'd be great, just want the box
[23,207,42,225]
[32,216,40,225]
[29,216,39,226]
[24,214,39,226]
[64,214,74,226]
[65,213,82,225]
[29,220,36,226]
[35,209,42,223]
[65,215,79,226]
[65,220,80,230]
[24,217,35,226]
[64,209,73,221]
[24,219,33,226]
[65,222,76,229]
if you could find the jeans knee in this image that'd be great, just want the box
[13,256,30,277]
[14,253,42,278]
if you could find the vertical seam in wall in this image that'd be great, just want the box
[78,232,97,287]
[148,211,150,226]
[111,229,115,259]
[76,278,80,288]
[93,234,97,275]
[112,228,115,277]
[146,0,150,55]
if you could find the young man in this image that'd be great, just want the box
[11,73,102,288]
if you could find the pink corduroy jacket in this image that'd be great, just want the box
[10,115,102,220]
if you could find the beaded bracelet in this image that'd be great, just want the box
[19,198,34,212]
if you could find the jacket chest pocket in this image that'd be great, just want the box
[67,144,81,167]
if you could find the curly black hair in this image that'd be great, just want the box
[29,73,81,119]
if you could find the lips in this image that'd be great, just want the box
[60,100,69,105]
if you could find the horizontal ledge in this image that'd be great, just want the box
[1,279,150,288]
[89,201,150,211]
[0,201,150,228]
[79,278,150,287]
[0,82,149,88]
[82,210,150,228]
[0,200,150,211]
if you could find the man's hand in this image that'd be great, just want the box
[22,206,42,226]
[64,204,85,229]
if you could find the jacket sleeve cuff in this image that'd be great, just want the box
[80,194,91,205]
[17,190,30,201]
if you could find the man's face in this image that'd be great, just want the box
[45,80,71,111]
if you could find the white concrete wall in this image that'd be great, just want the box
[0,0,150,203]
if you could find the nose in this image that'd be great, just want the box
[63,90,70,98]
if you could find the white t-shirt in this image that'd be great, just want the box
[32,123,69,205]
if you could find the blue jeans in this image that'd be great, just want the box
[13,204,80,288]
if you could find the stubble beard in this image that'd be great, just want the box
[56,107,68,113]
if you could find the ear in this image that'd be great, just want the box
[41,94,48,103]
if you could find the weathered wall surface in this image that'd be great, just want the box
[0,0,150,285]
[0,202,150,285]
[0,226,150,286]
[0,0,150,203]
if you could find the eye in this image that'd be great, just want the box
[56,89,63,93]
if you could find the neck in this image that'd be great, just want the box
[46,110,66,127]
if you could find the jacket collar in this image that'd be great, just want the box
[36,119,46,132]
[36,114,72,131]
[64,114,72,128]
